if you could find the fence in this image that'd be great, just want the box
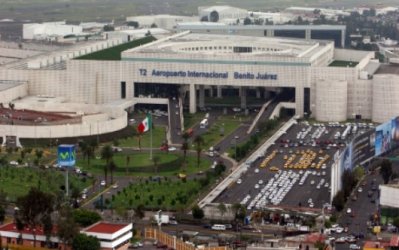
[144,228,230,250]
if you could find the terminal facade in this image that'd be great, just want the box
[0,31,398,129]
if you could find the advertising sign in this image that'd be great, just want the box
[375,120,393,156]
[340,142,353,171]
[351,130,375,167]
[57,144,76,167]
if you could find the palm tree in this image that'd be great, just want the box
[152,155,160,174]
[108,160,117,185]
[193,135,204,168]
[181,142,189,161]
[101,145,114,185]
[126,155,130,175]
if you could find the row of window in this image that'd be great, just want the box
[179,46,283,52]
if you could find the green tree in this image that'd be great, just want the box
[192,205,204,219]
[73,209,101,227]
[353,166,365,182]
[134,204,145,219]
[0,205,5,224]
[103,25,114,31]
[193,135,204,168]
[209,10,219,22]
[126,21,139,28]
[217,202,227,218]
[244,17,252,25]
[332,190,345,212]
[393,216,399,228]
[72,233,100,250]
[152,155,160,173]
[101,145,114,185]
[16,187,55,247]
[57,205,79,250]
[381,159,393,184]
[108,160,117,184]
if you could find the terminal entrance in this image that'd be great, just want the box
[134,82,180,98]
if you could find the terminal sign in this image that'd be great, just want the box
[139,69,277,81]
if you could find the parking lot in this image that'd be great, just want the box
[215,121,374,211]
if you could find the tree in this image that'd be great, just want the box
[126,155,130,175]
[332,190,345,212]
[151,23,158,28]
[126,21,139,28]
[209,10,219,22]
[393,216,399,228]
[342,170,356,198]
[152,155,160,173]
[103,25,114,31]
[108,160,117,184]
[193,135,204,168]
[353,166,365,182]
[72,233,101,250]
[200,16,208,22]
[134,204,145,219]
[192,205,204,219]
[0,205,5,224]
[181,142,189,162]
[381,159,393,184]
[73,209,101,227]
[57,205,79,250]
[42,214,53,246]
[101,145,114,184]
[16,187,55,247]
[217,203,227,218]
[243,17,252,25]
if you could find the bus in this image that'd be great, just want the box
[200,119,208,129]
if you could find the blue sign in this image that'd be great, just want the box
[57,144,76,167]
[139,68,277,80]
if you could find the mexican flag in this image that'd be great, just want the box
[137,114,151,133]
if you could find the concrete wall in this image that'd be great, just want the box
[380,185,399,209]
[315,80,347,122]
[0,83,28,103]
[372,74,399,123]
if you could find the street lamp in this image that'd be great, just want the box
[157,210,162,232]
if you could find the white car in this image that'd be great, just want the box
[254,168,260,173]
[9,161,18,166]
[100,180,106,186]
[358,187,363,193]
[112,184,118,189]
[335,227,344,233]
[168,146,177,152]
[349,244,361,250]
[81,193,87,200]
[346,208,352,214]
[237,179,242,184]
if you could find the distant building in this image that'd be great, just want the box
[380,182,399,209]
[198,5,248,21]
[106,28,171,42]
[23,21,83,40]
[126,15,197,30]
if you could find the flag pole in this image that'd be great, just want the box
[150,112,153,160]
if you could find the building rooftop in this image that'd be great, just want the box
[376,64,399,75]
[0,223,57,236]
[83,222,130,234]
[123,32,326,60]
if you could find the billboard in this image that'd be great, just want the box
[340,142,352,171]
[375,121,392,156]
[351,130,375,167]
[57,144,76,167]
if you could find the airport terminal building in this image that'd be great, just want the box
[0,31,398,138]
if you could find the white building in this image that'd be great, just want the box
[81,222,133,250]
[1,31,399,139]
[198,5,248,21]
[126,15,197,30]
[380,183,399,209]
[23,21,83,40]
